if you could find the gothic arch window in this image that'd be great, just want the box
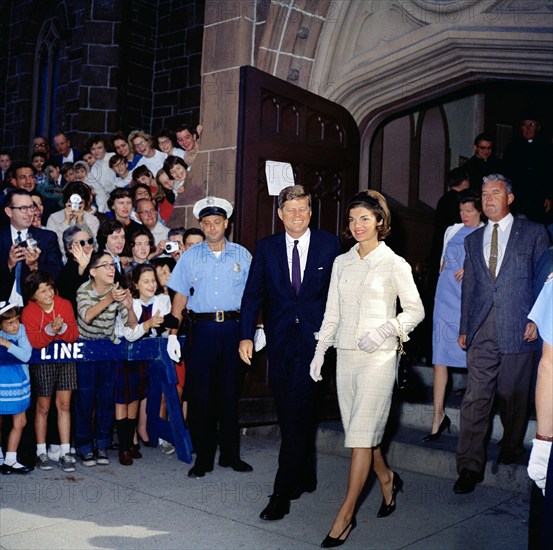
[31,18,61,145]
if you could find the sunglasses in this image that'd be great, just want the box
[74,238,94,247]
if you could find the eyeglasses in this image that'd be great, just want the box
[522,122,538,128]
[94,262,116,270]
[158,138,171,146]
[74,238,94,247]
[34,143,46,149]
[9,204,37,213]
[133,139,147,149]
[137,208,156,216]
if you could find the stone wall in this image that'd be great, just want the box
[0,0,204,159]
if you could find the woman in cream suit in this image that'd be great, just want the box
[310,191,424,548]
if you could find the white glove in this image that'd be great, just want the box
[528,439,552,495]
[310,341,329,382]
[254,327,266,352]
[167,334,181,362]
[358,320,397,353]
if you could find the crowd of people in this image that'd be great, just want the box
[0,125,207,472]
[0,110,551,548]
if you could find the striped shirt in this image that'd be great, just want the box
[76,280,129,344]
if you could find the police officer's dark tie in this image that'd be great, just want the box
[489,223,499,280]
[15,231,23,295]
[292,240,301,295]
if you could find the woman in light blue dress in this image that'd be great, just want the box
[425,191,483,441]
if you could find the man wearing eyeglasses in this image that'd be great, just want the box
[461,133,505,192]
[0,162,59,221]
[503,109,553,224]
[135,198,169,250]
[0,188,61,305]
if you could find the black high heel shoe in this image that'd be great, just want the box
[422,415,451,442]
[377,472,403,518]
[321,517,357,548]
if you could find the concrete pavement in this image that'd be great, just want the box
[0,427,530,549]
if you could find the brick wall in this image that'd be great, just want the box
[0,0,204,159]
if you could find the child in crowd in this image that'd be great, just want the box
[183,227,205,250]
[83,152,95,168]
[120,264,172,464]
[30,190,45,228]
[155,168,181,222]
[157,128,185,159]
[0,302,33,474]
[60,162,75,185]
[125,226,155,273]
[31,152,48,189]
[73,160,89,182]
[21,272,79,473]
[109,154,133,188]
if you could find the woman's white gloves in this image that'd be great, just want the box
[358,320,397,353]
[310,341,330,382]
[528,439,551,495]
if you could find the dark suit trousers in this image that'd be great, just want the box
[185,320,245,470]
[457,308,534,474]
[269,327,317,498]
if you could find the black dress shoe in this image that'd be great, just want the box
[0,463,34,475]
[453,469,483,494]
[422,415,451,442]
[259,494,290,520]
[377,472,403,518]
[129,444,142,459]
[188,464,213,478]
[497,448,524,465]
[218,458,253,472]
[321,517,356,548]
[290,481,317,500]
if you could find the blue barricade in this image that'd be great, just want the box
[0,337,192,463]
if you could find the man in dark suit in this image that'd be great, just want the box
[1,188,62,304]
[52,133,83,166]
[454,173,550,494]
[239,185,341,520]
[461,132,504,192]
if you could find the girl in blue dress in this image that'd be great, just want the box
[0,302,33,474]
[425,191,484,441]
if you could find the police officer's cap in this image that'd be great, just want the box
[193,196,233,220]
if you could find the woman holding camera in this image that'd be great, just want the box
[45,182,99,261]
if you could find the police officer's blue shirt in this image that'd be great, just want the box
[167,239,252,313]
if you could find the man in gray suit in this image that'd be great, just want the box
[454,173,550,494]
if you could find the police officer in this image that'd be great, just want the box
[166,197,252,477]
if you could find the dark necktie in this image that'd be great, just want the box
[15,231,23,295]
[140,304,153,336]
[292,240,301,295]
[489,223,499,280]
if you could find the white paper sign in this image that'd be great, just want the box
[265,161,295,196]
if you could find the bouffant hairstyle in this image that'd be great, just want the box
[345,190,391,241]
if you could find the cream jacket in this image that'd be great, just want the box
[317,242,424,351]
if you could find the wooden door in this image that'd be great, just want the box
[234,66,360,397]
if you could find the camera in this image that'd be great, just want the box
[165,241,180,254]
[69,194,82,211]
[17,238,38,250]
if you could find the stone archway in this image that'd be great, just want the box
[195,0,552,221]
[307,0,553,187]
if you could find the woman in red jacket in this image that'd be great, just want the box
[22,271,79,473]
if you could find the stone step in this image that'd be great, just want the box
[244,421,533,495]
